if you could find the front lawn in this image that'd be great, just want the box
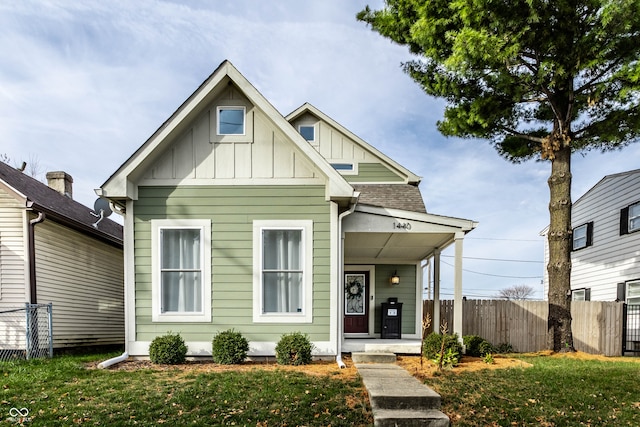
[420,353,640,426]
[0,353,372,426]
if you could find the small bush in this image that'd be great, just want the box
[422,332,463,360]
[275,332,314,366]
[432,347,459,368]
[212,329,249,365]
[149,332,187,364]
[463,335,495,357]
[494,342,514,354]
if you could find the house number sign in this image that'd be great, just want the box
[393,221,412,230]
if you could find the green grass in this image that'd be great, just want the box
[0,353,372,426]
[427,354,640,426]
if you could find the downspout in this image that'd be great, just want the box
[336,199,358,369]
[27,209,46,303]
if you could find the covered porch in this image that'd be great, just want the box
[340,204,477,354]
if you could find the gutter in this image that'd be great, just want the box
[27,210,46,303]
[335,196,358,369]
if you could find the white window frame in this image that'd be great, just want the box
[572,223,588,250]
[151,219,212,322]
[217,106,246,136]
[572,289,586,301]
[252,219,313,323]
[627,281,640,305]
[630,202,640,233]
[298,124,315,143]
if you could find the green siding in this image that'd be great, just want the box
[345,163,404,183]
[134,185,332,343]
[371,264,417,335]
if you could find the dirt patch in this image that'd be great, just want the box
[397,354,532,379]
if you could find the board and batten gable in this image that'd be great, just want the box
[289,111,407,184]
[139,86,320,183]
[569,170,640,300]
[0,187,28,306]
[133,186,331,344]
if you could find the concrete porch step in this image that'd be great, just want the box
[355,363,449,427]
[351,352,396,363]
[373,409,450,427]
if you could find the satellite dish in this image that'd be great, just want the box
[93,198,113,218]
[91,197,113,228]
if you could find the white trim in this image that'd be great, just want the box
[125,200,136,353]
[128,340,335,357]
[252,219,313,323]
[151,219,212,323]
[329,202,339,354]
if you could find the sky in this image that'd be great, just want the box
[2,1,639,300]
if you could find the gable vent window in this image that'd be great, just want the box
[572,222,593,250]
[217,106,245,135]
[298,125,315,142]
[331,163,354,172]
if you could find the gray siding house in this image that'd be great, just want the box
[543,169,640,303]
[0,162,124,349]
[99,60,477,361]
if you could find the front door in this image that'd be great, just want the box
[344,272,369,334]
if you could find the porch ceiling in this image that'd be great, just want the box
[344,232,453,261]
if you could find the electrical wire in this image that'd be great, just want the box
[440,260,543,279]
[441,254,544,264]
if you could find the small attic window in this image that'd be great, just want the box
[331,163,354,171]
[298,125,315,142]
[217,106,245,135]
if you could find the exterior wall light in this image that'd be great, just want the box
[390,271,400,285]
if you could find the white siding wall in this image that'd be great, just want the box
[570,171,640,300]
[0,188,27,306]
[34,220,124,348]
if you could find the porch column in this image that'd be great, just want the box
[453,232,464,341]
[433,248,441,333]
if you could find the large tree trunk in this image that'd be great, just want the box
[547,145,575,352]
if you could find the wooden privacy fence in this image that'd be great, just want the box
[423,300,624,356]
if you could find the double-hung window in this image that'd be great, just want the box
[621,201,640,235]
[627,281,640,305]
[151,219,211,322]
[572,222,593,250]
[298,125,315,143]
[253,220,313,323]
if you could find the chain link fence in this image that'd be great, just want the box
[0,303,53,362]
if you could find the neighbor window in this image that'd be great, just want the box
[627,281,640,305]
[298,125,315,142]
[621,201,640,235]
[572,222,593,250]
[151,219,211,322]
[253,220,313,323]
[217,106,245,135]
[630,202,640,233]
[572,288,590,301]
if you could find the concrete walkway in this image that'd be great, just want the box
[353,353,449,427]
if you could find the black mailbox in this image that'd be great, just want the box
[381,299,403,339]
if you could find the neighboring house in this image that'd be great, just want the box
[98,60,477,360]
[0,161,124,349]
[542,169,640,303]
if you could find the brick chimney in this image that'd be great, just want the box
[46,171,73,199]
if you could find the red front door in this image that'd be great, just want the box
[344,272,369,334]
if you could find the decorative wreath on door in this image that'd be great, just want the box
[345,276,364,300]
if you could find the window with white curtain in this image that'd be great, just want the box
[151,219,211,322]
[253,220,313,323]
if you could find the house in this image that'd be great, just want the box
[0,161,124,350]
[542,168,640,303]
[98,60,477,361]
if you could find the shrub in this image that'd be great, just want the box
[212,329,249,364]
[422,332,463,360]
[275,332,314,366]
[495,342,514,354]
[149,332,187,364]
[463,335,495,357]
